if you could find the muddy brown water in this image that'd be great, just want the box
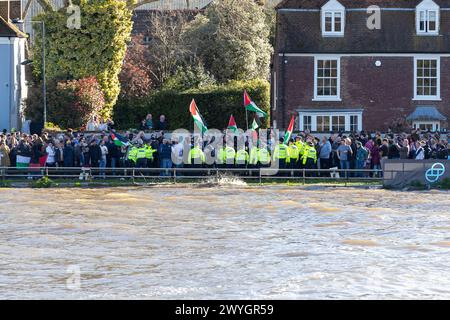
[0,186,449,299]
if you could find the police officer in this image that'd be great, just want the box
[235,145,249,173]
[273,138,290,174]
[188,142,205,168]
[135,139,148,168]
[288,139,300,171]
[145,141,156,168]
[248,143,259,175]
[127,143,138,167]
[302,141,318,176]
[258,142,271,168]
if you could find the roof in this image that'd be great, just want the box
[275,6,450,53]
[0,15,26,38]
[406,106,447,121]
[276,0,450,9]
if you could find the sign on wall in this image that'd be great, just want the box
[383,160,449,189]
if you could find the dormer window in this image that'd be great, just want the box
[416,0,440,35]
[321,0,345,37]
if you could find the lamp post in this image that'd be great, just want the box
[30,20,47,126]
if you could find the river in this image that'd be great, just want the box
[0,185,449,299]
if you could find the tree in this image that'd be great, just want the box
[30,0,134,118]
[26,77,105,129]
[119,35,153,98]
[144,10,194,88]
[186,0,273,83]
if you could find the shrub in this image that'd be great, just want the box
[32,0,133,116]
[113,79,270,130]
[32,176,54,188]
[25,77,105,129]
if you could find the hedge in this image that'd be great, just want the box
[113,79,270,131]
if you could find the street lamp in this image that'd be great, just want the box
[28,20,47,127]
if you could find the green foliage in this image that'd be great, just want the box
[25,77,105,129]
[410,180,426,190]
[32,0,133,117]
[162,64,216,91]
[32,176,54,188]
[114,79,270,130]
[186,0,273,83]
[438,178,450,190]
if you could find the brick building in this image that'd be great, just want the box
[272,0,450,133]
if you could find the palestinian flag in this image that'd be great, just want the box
[16,155,31,168]
[189,99,208,133]
[251,118,259,130]
[284,115,295,145]
[244,90,267,118]
[227,115,238,133]
[111,132,130,147]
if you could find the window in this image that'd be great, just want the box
[317,115,330,132]
[331,116,345,132]
[350,115,358,132]
[323,11,343,34]
[413,121,440,131]
[314,58,340,101]
[414,58,440,100]
[298,111,362,133]
[303,116,312,131]
[416,0,439,35]
[321,0,345,37]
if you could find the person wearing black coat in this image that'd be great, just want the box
[63,141,75,167]
[88,140,102,167]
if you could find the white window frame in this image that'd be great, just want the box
[313,56,341,101]
[298,110,363,133]
[412,121,440,131]
[416,0,440,35]
[413,56,441,101]
[321,0,345,37]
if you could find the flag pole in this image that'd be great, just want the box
[244,91,249,130]
[245,109,249,131]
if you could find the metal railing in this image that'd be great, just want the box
[0,166,384,185]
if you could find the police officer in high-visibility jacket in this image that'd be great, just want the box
[127,144,138,167]
[295,136,305,168]
[145,142,156,168]
[258,143,271,168]
[235,146,249,169]
[218,143,236,168]
[248,144,259,176]
[135,139,148,168]
[188,143,205,167]
[302,141,318,176]
[273,138,290,172]
[288,139,300,170]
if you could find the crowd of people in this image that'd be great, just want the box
[0,127,448,177]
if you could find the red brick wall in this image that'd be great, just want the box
[273,55,450,131]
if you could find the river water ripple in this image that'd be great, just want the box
[0,186,449,299]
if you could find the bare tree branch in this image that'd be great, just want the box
[23,0,54,18]
[127,0,160,10]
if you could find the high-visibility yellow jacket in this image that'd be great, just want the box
[188,147,205,164]
[145,145,156,160]
[289,144,300,162]
[296,141,305,157]
[136,147,147,160]
[128,146,138,163]
[302,145,318,165]
[273,144,290,160]
[218,146,236,164]
[258,148,271,165]
[235,149,249,164]
[249,148,259,165]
